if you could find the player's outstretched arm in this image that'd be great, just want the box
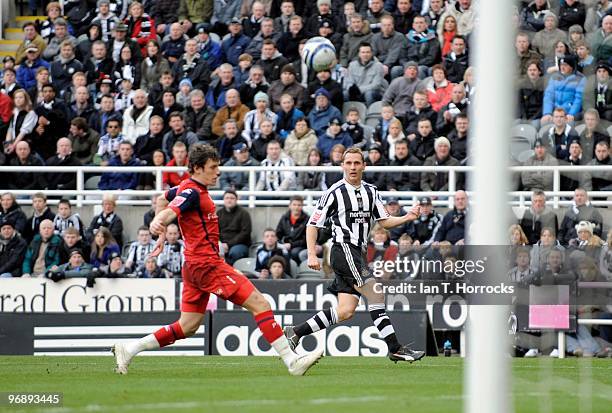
[306,225,320,271]
[149,207,178,258]
[150,208,178,236]
[379,205,420,229]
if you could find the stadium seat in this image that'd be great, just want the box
[248,242,262,258]
[573,123,586,135]
[234,258,257,277]
[365,117,379,128]
[510,124,537,147]
[366,100,383,117]
[538,123,552,139]
[342,101,366,121]
[85,176,101,189]
[517,149,534,163]
[296,260,324,278]
[289,259,298,278]
[122,243,132,258]
[510,137,532,162]
[209,33,221,43]
[365,101,383,127]
[363,124,374,140]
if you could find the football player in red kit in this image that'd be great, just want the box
[112,144,323,375]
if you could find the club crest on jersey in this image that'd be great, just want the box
[311,211,322,223]
[170,196,186,207]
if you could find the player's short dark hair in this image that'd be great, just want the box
[188,143,219,174]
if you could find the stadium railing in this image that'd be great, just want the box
[556,281,612,359]
[0,165,610,208]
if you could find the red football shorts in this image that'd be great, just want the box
[181,258,255,313]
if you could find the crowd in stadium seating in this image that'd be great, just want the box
[0,2,610,271]
[0,0,610,193]
[1,185,611,284]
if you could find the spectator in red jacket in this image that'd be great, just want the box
[162,141,190,189]
[0,92,13,142]
[125,1,156,58]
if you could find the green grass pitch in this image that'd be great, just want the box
[0,356,611,413]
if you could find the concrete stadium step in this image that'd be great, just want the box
[4,28,23,41]
[14,15,46,24]
[0,40,20,52]
[0,50,17,59]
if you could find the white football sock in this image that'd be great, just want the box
[271,336,298,368]
[125,334,160,357]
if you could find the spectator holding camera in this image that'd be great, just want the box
[46,249,95,283]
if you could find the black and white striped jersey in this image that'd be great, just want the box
[308,179,390,248]
[126,241,156,271]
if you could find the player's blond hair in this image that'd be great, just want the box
[341,147,364,162]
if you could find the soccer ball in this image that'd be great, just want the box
[302,37,337,72]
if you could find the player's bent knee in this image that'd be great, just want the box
[243,290,272,314]
[336,306,355,321]
[179,314,204,337]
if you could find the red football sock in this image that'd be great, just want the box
[153,321,185,347]
[254,310,283,344]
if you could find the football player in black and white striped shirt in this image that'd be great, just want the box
[284,148,426,363]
